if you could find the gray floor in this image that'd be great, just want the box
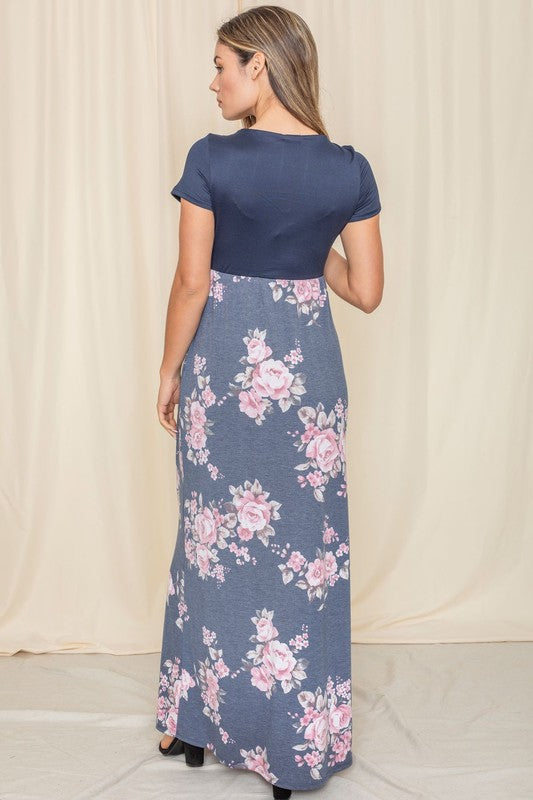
[1,644,532,798]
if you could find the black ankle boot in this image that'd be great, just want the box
[272,785,292,799]
[184,741,205,767]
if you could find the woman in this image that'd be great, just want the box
[155,6,383,798]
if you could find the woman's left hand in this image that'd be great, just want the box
[157,372,181,437]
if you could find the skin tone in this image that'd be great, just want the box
[159,49,383,744]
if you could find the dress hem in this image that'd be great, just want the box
[155,721,354,791]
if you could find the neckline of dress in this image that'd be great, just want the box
[239,128,327,139]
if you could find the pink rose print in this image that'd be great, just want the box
[290,675,352,781]
[229,478,282,547]
[237,745,280,784]
[166,568,190,630]
[291,398,348,502]
[250,664,275,693]
[189,399,206,427]
[256,615,278,642]
[238,388,265,418]
[240,609,309,698]
[306,558,327,586]
[194,626,236,745]
[180,354,224,481]
[329,702,352,734]
[208,270,229,306]
[305,428,339,473]
[269,277,327,326]
[252,359,294,401]
[195,506,218,545]
[247,336,272,364]
[262,640,297,683]
[228,328,307,424]
[275,516,349,610]
[183,481,281,583]
[156,656,196,736]
[292,280,323,306]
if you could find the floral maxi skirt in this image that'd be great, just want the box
[155,268,353,791]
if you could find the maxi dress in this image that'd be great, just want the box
[155,127,381,792]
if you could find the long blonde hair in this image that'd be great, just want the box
[216,5,329,138]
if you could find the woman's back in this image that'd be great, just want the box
[171,128,381,279]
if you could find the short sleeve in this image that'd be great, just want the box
[170,135,213,211]
[348,151,381,222]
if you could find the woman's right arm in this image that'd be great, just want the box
[159,199,214,379]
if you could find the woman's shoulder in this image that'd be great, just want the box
[191,131,378,177]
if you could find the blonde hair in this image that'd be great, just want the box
[216,5,329,138]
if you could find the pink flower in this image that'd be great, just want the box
[255,616,278,642]
[250,664,274,693]
[180,669,195,694]
[239,388,267,419]
[252,359,294,400]
[206,667,219,693]
[247,337,272,364]
[189,424,207,449]
[293,279,321,304]
[194,507,218,545]
[262,640,297,682]
[329,702,351,734]
[305,429,340,472]
[195,543,213,575]
[304,710,329,751]
[234,490,271,531]
[214,658,229,678]
[205,668,220,710]
[301,423,321,444]
[201,386,216,406]
[167,572,175,596]
[206,688,219,710]
[301,707,320,725]
[331,736,350,761]
[287,551,306,571]
[306,557,327,587]
[190,400,207,426]
[303,749,322,767]
[323,526,336,543]
[242,746,273,781]
[307,470,325,488]
[164,709,177,737]
[324,551,338,579]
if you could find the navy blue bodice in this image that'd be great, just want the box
[171,128,381,280]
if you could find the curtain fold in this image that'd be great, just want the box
[1,0,531,654]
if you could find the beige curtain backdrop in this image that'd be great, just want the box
[1,0,532,655]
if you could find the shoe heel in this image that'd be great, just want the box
[184,741,204,767]
[273,786,292,799]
